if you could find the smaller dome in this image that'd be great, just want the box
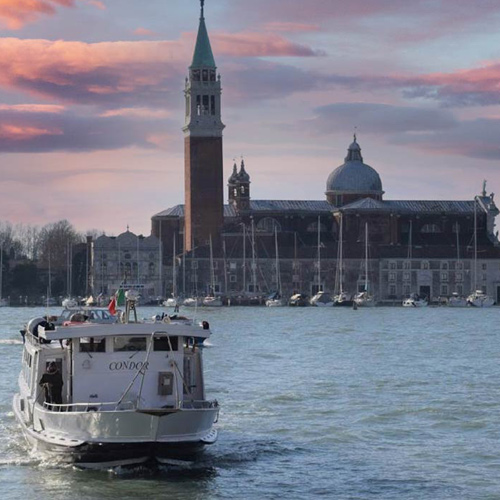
[228,162,238,185]
[326,136,383,196]
[237,159,250,183]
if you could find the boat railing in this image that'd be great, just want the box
[42,399,219,412]
[43,400,136,412]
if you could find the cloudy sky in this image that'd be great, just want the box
[1,0,500,235]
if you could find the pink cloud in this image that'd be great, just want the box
[85,0,104,10]
[0,35,323,106]
[100,107,171,119]
[133,27,157,37]
[263,22,320,33]
[0,0,74,29]
[0,105,174,152]
[0,123,62,140]
[408,63,500,106]
[211,31,322,57]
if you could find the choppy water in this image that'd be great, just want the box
[1,306,500,499]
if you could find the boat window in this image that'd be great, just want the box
[80,337,106,353]
[60,310,72,321]
[153,336,178,351]
[113,336,147,352]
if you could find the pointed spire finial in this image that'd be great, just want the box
[200,0,205,19]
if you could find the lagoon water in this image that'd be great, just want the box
[1,305,500,499]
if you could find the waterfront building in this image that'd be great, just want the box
[91,229,162,301]
[148,2,500,303]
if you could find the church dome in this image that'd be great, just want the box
[326,136,383,198]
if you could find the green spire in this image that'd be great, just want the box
[191,1,216,68]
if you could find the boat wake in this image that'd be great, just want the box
[0,339,23,345]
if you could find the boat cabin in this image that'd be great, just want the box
[20,320,211,413]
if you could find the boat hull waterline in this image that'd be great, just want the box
[13,394,218,468]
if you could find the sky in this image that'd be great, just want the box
[1,0,500,236]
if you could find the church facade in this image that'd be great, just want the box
[151,2,500,304]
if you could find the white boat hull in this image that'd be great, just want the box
[447,297,468,307]
[468,297,495,308]
[163,298,178,308]
[265,299,285,307]
[202,297,223,307]
[402,299,428,307]
[13,394,218,468]
[354,297,376,307]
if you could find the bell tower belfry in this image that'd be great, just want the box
[183,0,225,252]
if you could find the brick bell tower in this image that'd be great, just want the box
[183,0,225,252]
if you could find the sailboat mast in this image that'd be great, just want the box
[242,224,246,293]
[274,226,280,294]
[339,214,343,294]
[365,222,368,292]
[0,244,3,302]
[172,233,176,297]
[209,234,215,294]
[473,198,477,291]
[317,216,321,292]
[251,218,257,292]
[158,223,163,298]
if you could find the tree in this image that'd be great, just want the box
[38,220,84,271]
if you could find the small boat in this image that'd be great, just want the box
[467,201,495,308]
[333,291,354,307]
[447,293,467,308]
[202,236,223,307]
[354,223,377,307]
[333,214,353,307]
[402,293,428,307]
[13,294,219,469]
[467,290,495,308]
[289,293,309,307]
[183,297,202,307]
[354,291,376,308]
[61,297,78,308]
[266,228,286,307]
[310,291,333,307]
[265,291,285,307]
[51,305,118,325]
[202,295,223,307]
[163,296,179,308]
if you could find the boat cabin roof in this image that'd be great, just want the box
[38,321,211,341]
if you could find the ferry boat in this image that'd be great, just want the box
[13,298,219,469]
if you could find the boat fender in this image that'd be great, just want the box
[202,321,210,330]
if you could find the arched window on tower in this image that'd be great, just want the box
[256,218,281,233]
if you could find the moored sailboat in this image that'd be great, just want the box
[354,223,376,307]
[203,236,223,307]
[333,214,353,307]
[266,227,285,307]
[467,197,495,307]
[402,220,428,307]
[310,217,332,306]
